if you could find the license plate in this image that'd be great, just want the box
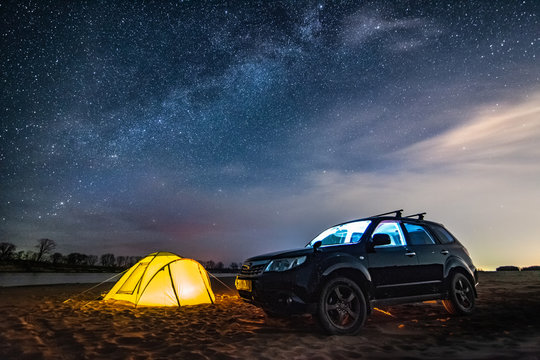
[235,278,252,291]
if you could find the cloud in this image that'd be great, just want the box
[343,9,442,51]
[400,93,540,170]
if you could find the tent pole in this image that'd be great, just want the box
[168,265,182,306]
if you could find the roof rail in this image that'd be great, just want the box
[405,212,426,220]
[372,209,403,218]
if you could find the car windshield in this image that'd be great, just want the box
[307,220,371,247]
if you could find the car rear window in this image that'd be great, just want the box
[430,224,456,244]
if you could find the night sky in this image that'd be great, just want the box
[1,1,539,269]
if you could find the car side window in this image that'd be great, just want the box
[404,223,436,245]
[430,224,456,244]
[371,221,405,247]
[350,232,363,243]
[321,229,347,245]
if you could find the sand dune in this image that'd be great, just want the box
[1,272,539,359]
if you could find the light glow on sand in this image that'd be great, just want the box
[373,307,395,317]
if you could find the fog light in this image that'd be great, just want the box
[286,296,293,305]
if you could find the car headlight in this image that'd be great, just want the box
[264,256,307,272]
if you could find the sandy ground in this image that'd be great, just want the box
[0,272,539,360]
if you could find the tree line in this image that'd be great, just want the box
[0,239,241,271]
[496,265,540,272]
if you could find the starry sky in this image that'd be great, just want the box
[1,1,539,269]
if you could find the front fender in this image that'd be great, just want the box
[318,253,373,297]
[321,260,372,282]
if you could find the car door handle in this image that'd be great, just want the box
[440,250,449,255]
[405,251,416,257]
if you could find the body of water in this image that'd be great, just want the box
[0,272,122,287]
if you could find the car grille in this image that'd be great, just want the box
[240,260,269,276]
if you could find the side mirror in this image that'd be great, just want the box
[371,234,391,249]
[313,240,322,252]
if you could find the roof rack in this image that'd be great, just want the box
[404,212,426,220]
[372,209,403,218]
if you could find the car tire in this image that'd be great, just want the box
[317,277,367,335]
[442,272,475,315]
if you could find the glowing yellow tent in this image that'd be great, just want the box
[104,252,215,306]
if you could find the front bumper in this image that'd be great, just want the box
[235,269,316,315]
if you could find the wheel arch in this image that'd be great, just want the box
[444,258,477,297]
[319,263,373,303]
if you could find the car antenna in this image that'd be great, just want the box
[372,209,403,218]
[405,212,426,220]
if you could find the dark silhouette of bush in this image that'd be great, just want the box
[521,266,540,271]
[101,253,115,267]
[87,255,98,266]
[0,242,16,260]
[51,252,65,264]
[128,256,142,266]
[496,265,520,271]
[116,256,128,268]
[67,253,87,265]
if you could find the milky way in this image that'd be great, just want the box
[1,1,538,267]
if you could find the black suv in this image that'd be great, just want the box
[235,210,478,335]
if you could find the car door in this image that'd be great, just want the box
[366,220,420,299]
[401,222,447,295]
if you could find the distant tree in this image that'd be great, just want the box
[67,253,86,265]
[51,252,65,264]
[87,255,98,266]
[521,266,540,271]
[116,256,127,267]
[15,250,25,260]
[229,262,239,271]
[496,265,520,271]
[0,242,16,260]
[24,251,36,261]
[128,256,141,266]
[35,238,56,262]
[206,260,215,270]
[101,253,115,267]
[66,253,78,265]
[216,261,224,270]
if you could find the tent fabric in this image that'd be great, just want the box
[104,252,215,306]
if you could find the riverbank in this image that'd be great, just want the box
[0,260,123,273]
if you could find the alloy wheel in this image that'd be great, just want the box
[324,283,361,330]
[454,276,473,310]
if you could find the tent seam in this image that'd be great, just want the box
[196,262,215,304]
[168,264,182,307]
[135,252,160,305]
[136,259,183,304]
